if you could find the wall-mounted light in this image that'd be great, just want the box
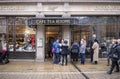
[25,30,30,34]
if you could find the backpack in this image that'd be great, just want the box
[71,45,79,53]
[111,46,119,60]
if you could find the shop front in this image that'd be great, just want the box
[0,16,120,61]
[0,1,120,62]
[28,16,120,59]
[0,17,36,59]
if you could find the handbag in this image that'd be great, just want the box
[112,53,119,59]
[52,47,56,53]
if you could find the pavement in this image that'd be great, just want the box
[0,58,119,79]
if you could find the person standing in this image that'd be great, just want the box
[92,39,99,64]
[89,34,99,63]
[61,40,69,66]
[107,40,119,74]
[71,42,79,61]
[79,39,86,65]
[53,39,61,64]
[59,39,64,64]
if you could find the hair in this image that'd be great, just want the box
[115,41,118,44]
[94,39,98,43]
[64,40,68,44]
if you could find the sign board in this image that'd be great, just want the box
[28,17,78,26]
[37,38,43,48]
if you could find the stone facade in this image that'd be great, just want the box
[0,1,120,62]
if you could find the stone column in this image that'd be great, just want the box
[62,26,71,46]
[62,3,71,61]
[35,3,45,62]
[62,2,71,46]
[36,25,45,62]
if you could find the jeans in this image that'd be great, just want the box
[80,53,86,64]
[54,53,60,64]
[90,49,94,62]
[61,54,67,65]
[110,59,119,72]
[73,53,78,61]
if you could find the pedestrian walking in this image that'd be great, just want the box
[107,40,114,66]
[107,40,119,74]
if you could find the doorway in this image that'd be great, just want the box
[45,26,62,59]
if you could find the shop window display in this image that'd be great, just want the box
[8,17,36,52]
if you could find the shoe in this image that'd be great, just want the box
[107,64,110,66]
[114,70,119,72]
[107,70,112,74]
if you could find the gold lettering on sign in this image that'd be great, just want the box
[36,20,45,25]
[36,19,70,25]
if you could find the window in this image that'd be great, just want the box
[8,17,36,52]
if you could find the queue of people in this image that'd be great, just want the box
[51,34,120,75]
[51,34,100,66]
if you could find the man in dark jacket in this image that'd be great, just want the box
[89,34,99,63]
[107,40,119,74]
[71,42,79,62]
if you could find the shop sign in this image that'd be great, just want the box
[28,18,78,26]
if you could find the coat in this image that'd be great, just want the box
[61,45,69,55]
[53,42,61,53]
[92,42,99,62]
[79,43,86,54]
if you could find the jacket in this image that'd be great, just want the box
[61,45,69,54]
[71,44,79,53]
[89,38,99,49]
[109,44,119,60]
[53,42,61,53]
[79,43,86,54]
